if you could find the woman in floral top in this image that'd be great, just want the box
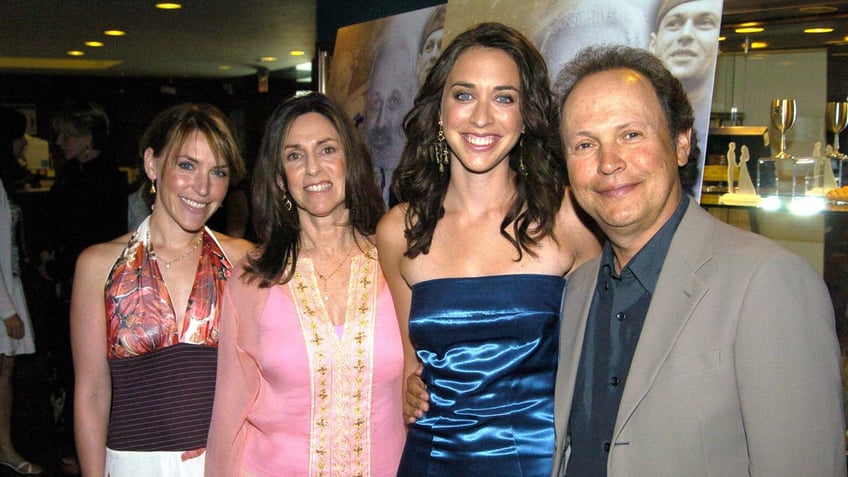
[71,103,253,477]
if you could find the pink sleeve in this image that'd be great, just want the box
[205,274,262,476]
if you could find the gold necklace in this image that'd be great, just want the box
[307,245,355,302]
[151,234,203,270]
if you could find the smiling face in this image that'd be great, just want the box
[146,130,230,233]
[560,68,690,247]
[281,112,348,221]
[440,46,523,175]
[649,0,721,85]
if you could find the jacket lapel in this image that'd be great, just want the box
[555,259,599,445]
[612,201,713,440]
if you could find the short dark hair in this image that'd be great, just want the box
[395,22,566,259]
[245,92,384,287]
[555,45,694,146]
[52,100,111,152]
[554,46,697,187]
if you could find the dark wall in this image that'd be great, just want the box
[0,73,299,175]
[1,0,441,176]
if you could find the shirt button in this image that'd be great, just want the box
[616,312,626,321]
[603,442,611,452]
[610,376,620,386]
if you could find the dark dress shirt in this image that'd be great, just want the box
[563,194,689,477]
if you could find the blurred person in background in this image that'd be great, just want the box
[0,107,42,475]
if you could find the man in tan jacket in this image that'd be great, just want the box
[552,44,845,477]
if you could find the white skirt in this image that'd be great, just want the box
[0,275,35,356]
[105,448,205,477]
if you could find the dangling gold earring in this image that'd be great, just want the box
[517,135,527,177]
[434,121,450,172]
[149,179,157,194]
[282,191,293,211]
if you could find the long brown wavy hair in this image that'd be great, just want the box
[393,22,566,260]
[244,93,384,287]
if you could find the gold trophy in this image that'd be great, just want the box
[771,99,796,159]
[826,101,848,187]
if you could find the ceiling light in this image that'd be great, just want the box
[290,50,305,56]
[718,36,726,42]
[85,41,104,47]
[804,27,834,34]
[67,50,85,56]
[750,41,768,49]
[218,65,232,70]
[296,62,312,71]
[735,27,764,34]
[155,3,182,9]
[259,56,277,62]
[104,30,126,36]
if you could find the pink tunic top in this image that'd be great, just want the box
[205,249,405,477]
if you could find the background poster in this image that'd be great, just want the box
[444,0,722,201]
[329,0,721,202]
[328,5,447,205]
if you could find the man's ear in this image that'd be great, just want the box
[648,32,658,53]
[676,129,692,167]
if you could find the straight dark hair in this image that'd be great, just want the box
[244,93,385,287]
[394,22,565,260]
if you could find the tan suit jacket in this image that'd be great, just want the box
[552,200,846,476]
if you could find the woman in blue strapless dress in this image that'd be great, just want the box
[376,23,600,477]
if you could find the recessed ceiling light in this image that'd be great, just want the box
[804,27,834,34]
[104,30,126,36]
[738,22,761,28]
[67,50,85,56]
[718,36,726,42]
[750,41,768,49]
[296,62,312,71]
[736,27,764,34]
[290,50,305,56]
[259,56,277,62]
[85,41,104,47]
[800,6,838,14]
[155,3,182,9]
[219,65,232,70]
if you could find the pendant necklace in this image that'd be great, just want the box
[149,232,203,270]
[308,245,355,302]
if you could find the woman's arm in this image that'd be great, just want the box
[70,244,116,477]
[376,206,427,424]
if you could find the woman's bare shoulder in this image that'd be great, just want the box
[211,231,256,264]
[75,234,132,281]
[376,203,408,243]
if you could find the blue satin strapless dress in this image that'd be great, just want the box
[397,274,566,477]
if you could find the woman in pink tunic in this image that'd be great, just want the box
[205,93,404,477]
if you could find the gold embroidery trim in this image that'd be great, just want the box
[291,249,377,477]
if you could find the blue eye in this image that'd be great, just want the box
[178,161,194,170]
[455,92,472,102]
[495,94,515,104]
[212,168,228,178]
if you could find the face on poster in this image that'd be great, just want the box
[328,5,447,205]
[444,0,722,201]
